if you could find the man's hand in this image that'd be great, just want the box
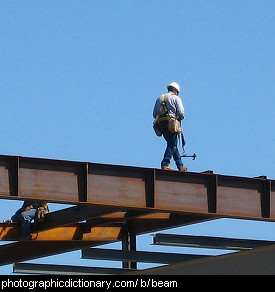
[24,205,33,212]
[37,207,46,221]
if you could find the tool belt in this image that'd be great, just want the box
[153,116,180,136]
[158,116,170,121]
[167,117,180,133]
[153,93,180,136]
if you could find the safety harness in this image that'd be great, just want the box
[158,93,172,121]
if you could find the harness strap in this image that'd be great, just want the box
[159,93,172,117]
[153,93,172,127]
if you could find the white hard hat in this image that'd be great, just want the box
[167,82,180,93]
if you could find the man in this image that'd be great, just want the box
[10,201,49,240]
[153,82,187,171]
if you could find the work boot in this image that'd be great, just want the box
[178,166,187,172]
[161,165,174,171]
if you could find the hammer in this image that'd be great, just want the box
[181,153,197,160]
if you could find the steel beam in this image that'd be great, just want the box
[33,205,122,232]
[0,154,274,221]
[13,262,129,275]
[128,214,214,235]
[0,154,273,273]
[122,228,137,269]
[0,223,122,241]
[81,248,209,264]
[127,244,275,275]
[0,241,107,266]
[153,234,275,250]
[85,210,170,229]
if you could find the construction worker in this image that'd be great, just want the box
[10,201,49,240]
[153,82,187,171]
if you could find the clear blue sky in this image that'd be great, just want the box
[0,0,274,275]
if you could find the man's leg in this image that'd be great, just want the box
[172,134,187,171]
[161,131,175,169]
[171,134,184,170]
[19,209,36,239]
[162,132,186,171]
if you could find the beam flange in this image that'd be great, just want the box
[0,241,107,266]
[81,248,209,264]
[13,262,129,275]
[153,234,275,250]
[126,244,275,275]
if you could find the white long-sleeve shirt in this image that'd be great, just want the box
[153,92,185,120]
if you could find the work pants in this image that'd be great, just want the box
[161,129,183,170]
[11,208,37,238]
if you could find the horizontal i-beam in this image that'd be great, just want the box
[128,244,275,275]
[32,205,122,232]
[13,262,129,275]
[0,154,274,221]
[0,241,107,266]
[81,247,209,264]
[153,234,275,251]
[0,223,122,241]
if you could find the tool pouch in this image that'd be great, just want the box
[153,120,162,136]
[168,118,180,133]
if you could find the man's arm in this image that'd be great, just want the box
[175,96,184,120]
[153,98,161,119]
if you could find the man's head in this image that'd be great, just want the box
[167,82,180,95]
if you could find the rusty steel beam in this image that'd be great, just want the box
[0,155,274,221]
[0,223,123,241]
[85,210,169,230]
[33,205,122,232]
[128,214,214,235]
[85,211,213,235]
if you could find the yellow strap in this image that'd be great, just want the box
[160,94,168,115]
[154,93,173,125]
[160,93,173,116]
